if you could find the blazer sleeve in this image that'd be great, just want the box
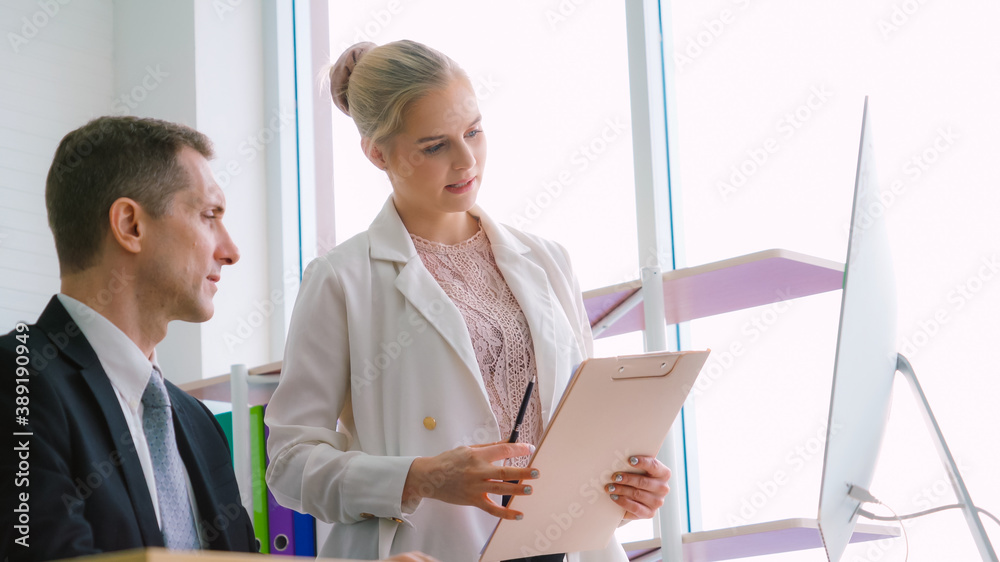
[549,240,595,359]
[264,256,417,525]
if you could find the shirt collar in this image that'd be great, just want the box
[57,294,159,413]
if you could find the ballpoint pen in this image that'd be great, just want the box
[507,379,535,445]
[502,379,535,508]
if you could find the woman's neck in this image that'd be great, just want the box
[394,202,479,244]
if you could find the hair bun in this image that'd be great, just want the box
[329,42,377,115]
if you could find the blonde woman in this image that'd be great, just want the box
[264,40,671,562]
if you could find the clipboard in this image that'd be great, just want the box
[480,350,711,561]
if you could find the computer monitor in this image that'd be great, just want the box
[817,97,900,561]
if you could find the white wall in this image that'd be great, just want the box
[112,0,276,383]
[1,0,279,384]
[0,0,113,331]
[192,0,274,380]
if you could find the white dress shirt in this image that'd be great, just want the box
[57,294,204,545]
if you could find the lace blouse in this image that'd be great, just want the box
[411,227,541,467]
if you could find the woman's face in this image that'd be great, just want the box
[379,77,486,223]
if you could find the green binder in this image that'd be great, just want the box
[249,405,269,553]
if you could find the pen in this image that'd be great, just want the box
[502,379,535,508]
[507,379,535,444]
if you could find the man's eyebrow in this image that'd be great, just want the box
[195,195,225,214]
[415,115,483,144]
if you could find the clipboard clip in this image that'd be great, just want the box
[611,353,681,380]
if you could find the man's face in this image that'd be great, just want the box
[139,146,240,323]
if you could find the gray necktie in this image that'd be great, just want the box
[141,369,202,550]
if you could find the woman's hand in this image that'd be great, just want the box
[402,442,539,520]
[605,455,671,520]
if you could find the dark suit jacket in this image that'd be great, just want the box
[0,297,257,560]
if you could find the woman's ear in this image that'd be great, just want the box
[108,197,144,255]
[361,137,388,171]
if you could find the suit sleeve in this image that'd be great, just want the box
[0,339,101,560]
[264,257,416,525]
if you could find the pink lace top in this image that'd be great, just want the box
[411,227,542,467]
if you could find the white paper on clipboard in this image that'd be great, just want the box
[480,349,711,561]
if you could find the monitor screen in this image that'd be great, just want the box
[817,97,899,561]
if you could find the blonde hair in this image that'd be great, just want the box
[334,40,468,148]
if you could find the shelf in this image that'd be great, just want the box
[181,250,843,401]
[176,251,875,561]
[178,362,280,404]
[622,518,900,561]
[583,249,844,339]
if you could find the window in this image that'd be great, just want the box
[326,1,654,543]
[327,2,639,293]
[311,2,1000,558]
[669,1,1000,558]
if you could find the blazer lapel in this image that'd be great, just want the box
[35,297,164,547]
[79,366,165,547]
[392,260,486,384]
[475,211,561,423]
[368,199,492,404]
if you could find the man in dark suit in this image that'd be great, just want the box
[0,116,256,560]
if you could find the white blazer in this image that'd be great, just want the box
[265,199,627,562]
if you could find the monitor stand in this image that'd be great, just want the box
[895,354,997,561]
